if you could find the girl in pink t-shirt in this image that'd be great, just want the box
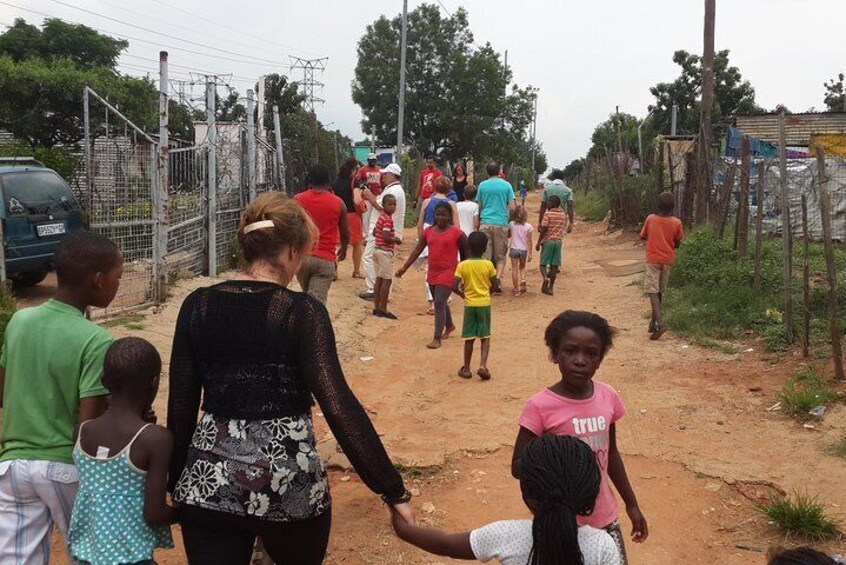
[507,206,533,296]
[511,310,648,564]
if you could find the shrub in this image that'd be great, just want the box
[574,189,609,222]
[757,491,840,541]
[778,368,838,418]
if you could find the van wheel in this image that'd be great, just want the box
[13,269,48,288]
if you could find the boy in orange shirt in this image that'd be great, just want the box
[640,191,684,340]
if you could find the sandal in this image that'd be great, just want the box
[520,280,527,293]
[477,368,491,381]
[458,366,472,379]
[352,272,365,279]
[512,289,521,297]
[650,325,668,340]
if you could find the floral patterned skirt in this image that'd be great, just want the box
[173,413,330,522]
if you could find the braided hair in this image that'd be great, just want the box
[521,434,601,565]
[768,547,838,565]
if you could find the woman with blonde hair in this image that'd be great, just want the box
[168,191,414,564]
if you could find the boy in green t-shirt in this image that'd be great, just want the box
[0,230,123,563]
[454,232,501,381]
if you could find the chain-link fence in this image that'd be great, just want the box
[75,87,286,318]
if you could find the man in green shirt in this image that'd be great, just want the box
[0,231,123,564]
[538,170,575,230]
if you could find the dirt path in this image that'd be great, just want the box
[50,194,846,564]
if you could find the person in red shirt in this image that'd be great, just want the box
[294,164,350,304]
[639,191,684,340]
[416,156,443,208]
[396,202,469,350]
[356,153,383,196]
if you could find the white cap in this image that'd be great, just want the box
[367,152,378,160]
[383,163,402,176]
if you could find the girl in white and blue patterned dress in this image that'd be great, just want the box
[68,338,176,565]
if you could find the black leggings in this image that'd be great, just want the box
[430,284,453,339]
[180,505,332,565]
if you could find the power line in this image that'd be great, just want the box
[46,0,290,67]
[0,1,290,69]
[120,53,267,83]
[144,0,318,57]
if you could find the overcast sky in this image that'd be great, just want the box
[1,0,844,166]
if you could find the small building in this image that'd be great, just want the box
[735,112,846,156]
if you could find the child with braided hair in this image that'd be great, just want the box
[511,311,648,564]
[768,547,844,565]
[388,434,620,565]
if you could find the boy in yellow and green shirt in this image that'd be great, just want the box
[454,231,501,381]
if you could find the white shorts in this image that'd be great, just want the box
[0,459,79,565]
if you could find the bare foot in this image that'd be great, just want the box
[426,339,442,349]
[352,272,365,279]
[442,325,456,340]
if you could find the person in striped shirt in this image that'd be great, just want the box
[372,194,402,319]
[536,195,567,296]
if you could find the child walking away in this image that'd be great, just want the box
[0,231,123,564]
[454,232,501,380]
[373,194,402,319]
[640,191,683,340]
[456,184,480,236]
[389,434,621,565]
[536,195,566,295]
[68,338,176,565]
[519,179,527,206]
[511,311,648,563]
[508,205,533,296]
[397,202,469,349]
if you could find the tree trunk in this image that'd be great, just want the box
[695,0,716,226]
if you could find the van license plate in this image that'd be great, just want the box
[36,223,66,237]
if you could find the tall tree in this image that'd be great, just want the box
[823,73,845,112]
[649,49,761,136]
[352,4,536,163]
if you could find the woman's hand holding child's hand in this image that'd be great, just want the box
[627,505,648,542]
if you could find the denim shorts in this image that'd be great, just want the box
[509,248,528,259]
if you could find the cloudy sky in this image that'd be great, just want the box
[1,0,844,166]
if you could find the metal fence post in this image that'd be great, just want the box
[247,89,257,203]
[155,51,169,302]
[272,105,287,194]
[83,87,93,220]
[207,80,218,277]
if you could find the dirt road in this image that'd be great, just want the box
[50,194,845,564]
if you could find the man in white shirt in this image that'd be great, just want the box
[360,163,407,299]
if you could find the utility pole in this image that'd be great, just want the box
[332,130,340,171]
[246,89,256,202]
[695,0,716,226]
[290,57,328,165]
[530,89,538,180]
[371,124,376,154]
[671,103,678,136]
[272,105,287,194]
[397,0,408,159]
[155,51,169,301]
[257,75,266,138]
[206,79,217,276]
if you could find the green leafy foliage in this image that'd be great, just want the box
[353,3,543,169]
[649,49,763,136]
[757,491,840,541]
[573,189,609,222]
[778,368,839,418]
[0,283,16,346]
[823,73,845,113]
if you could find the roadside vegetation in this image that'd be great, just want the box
[0,283,16,344]
[757,491,840,541]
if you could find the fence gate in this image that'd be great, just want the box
[167,145,208,278]
[83,87,159,318]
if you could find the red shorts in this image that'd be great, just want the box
[347,212,363,245]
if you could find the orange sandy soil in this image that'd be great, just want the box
[47,193,845,564]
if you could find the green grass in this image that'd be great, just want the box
[778,368,839,418]
[0,283,16,345]
[393,462,436,479]
[573,188,610,222]
[756,491,840,541]
[691,336,740,355]
[825,436,846,459]
[102,314,145,331]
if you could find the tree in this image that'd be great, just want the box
[258,74,305,132]
[0,18,126,69]
[824,73,845,112]
[352,4,536,165]
[561,159,585,181]
[649,49,762,136]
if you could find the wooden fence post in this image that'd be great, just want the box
[716,164,736,239]
[801,194,810,358]
[683,151,696,228]
[814,145,844,380]
[737,136,751,256]
[778,110,795,344]
[753,162,766,290]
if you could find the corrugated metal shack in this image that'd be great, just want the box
[736,112,846,148]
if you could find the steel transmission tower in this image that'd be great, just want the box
[290,56,328,112]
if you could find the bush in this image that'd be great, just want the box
[757,491,840,541]
[778,368,839,418]
[574,189,609,222]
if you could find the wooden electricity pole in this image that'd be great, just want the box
[695,0,716,226]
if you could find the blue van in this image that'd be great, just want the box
[0,158,84,286]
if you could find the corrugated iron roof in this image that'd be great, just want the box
[735,112,846,146]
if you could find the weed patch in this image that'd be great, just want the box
[574,189,609,222]
[825,436,846,459]
[393,462,438,479]
[102,314,145,331]
[778,368,838,418]
[756,491,840,541]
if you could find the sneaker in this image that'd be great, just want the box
[359,292,375,301]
